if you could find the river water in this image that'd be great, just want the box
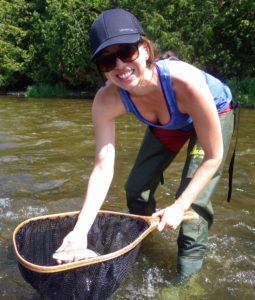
[0,96,254,299]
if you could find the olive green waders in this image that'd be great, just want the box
[125,110,234,280]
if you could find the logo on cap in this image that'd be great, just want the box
[120,28,135,33]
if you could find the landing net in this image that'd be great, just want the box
[13,211,158,300]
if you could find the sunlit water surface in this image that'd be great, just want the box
[0,96,254,299]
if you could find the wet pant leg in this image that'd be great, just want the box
[175,110,235,278]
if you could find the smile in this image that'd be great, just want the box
[117,70,134,79]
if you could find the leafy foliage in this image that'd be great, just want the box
[30,0,111,89]
[0,0,254,94]
[26,83,68,98]
[227,77,255,108]
[0,0,35,88]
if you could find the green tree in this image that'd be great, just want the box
[0,0,35,89]
[0,0,254,92]
[31,0,110,89]
[211,0,255,78]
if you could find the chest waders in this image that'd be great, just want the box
[125,109,235,282]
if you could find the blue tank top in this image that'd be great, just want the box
[118,58,232,130]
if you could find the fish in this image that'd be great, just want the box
[52,248,99,262]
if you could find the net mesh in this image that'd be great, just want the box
[14,212,150,300]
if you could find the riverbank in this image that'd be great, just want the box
[0,90,94,99]
[1,76,255,108]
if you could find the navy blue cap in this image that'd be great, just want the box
[89,8,145,59]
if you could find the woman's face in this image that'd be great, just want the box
[96,42,149,90]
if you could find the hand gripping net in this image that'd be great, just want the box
[13,210,197,300]
[13,210,159,300]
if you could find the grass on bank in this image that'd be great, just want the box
[227,77,255,108]
[25,78,255,108]
[25,83,68,98]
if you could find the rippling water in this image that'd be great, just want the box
[0,96,254,299]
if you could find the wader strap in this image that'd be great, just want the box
[227,101,240,202]
[160,173,164,185]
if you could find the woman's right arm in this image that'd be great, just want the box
[55,85,126,261]
[74,89,118,235]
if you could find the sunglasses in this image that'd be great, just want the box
[95,43,139,72]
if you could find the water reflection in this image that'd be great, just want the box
[0,96,254,299]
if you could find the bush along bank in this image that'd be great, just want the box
[25,77,255,107]
[227,77,255,108]
[24,83,94,99]
[1,77,254,106]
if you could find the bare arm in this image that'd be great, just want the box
[154,62,223,230]
[74,86,127,232]
[74,103,116,234]
[175,63,223,205]
[56,84,126,258]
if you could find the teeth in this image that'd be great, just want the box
[118,70,133,79]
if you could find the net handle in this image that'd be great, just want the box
[141,209,199,228]
[13,210,198,273]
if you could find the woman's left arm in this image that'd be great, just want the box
[153,62,223,231]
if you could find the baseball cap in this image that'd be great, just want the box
[89,8,145,59]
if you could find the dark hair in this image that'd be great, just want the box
[139,37,178,64]
[139,36,158,68]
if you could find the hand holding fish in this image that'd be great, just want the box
[53,230,89,264]
[53,248,99,263]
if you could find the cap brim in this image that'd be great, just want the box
[91,34,141,60]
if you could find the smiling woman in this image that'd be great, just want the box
[48,7,237,288]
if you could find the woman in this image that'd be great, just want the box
[56,8,234,282]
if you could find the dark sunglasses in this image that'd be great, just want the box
[95,43,139,72]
